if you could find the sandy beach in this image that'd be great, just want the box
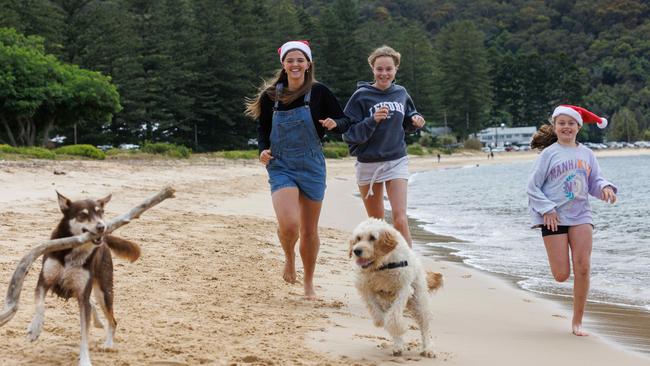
[0,149,648,365]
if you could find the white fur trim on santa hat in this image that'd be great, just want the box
[598,117,608,129]
[279,41,311,62]
[552,106,583,126]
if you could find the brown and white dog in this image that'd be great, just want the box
[349,218,443,357]
[26,192,140,366]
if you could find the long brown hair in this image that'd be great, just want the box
[244,50,316,120]
[530,124,557,150]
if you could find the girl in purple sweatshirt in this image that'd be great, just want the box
[527,105,617,336]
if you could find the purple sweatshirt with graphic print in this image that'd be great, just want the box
[527,142,617,227]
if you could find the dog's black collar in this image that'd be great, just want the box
[377,260,408,271]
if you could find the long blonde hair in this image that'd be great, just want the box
[244,51,316,120]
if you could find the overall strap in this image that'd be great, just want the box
[304,87,312,106]
[273,83,284,112]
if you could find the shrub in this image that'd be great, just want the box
[440,147,455,155]
[0,144,56,159]
[221,150,259,159]
[438,134,457,146]
[55,144,106,159]
[141,142,191,158]
[463,138,482,150]
[643,129,650,141]
[418,133,434,147]
[323,145,349,158]
[407,143,427,155]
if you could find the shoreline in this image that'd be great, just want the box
[311,153,649,365]
[407,214,650,356]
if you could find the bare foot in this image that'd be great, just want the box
[283,260,296,284]
[572,323,589,336]
[303,283,319,301]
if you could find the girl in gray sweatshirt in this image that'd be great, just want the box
[527,104,617,337]
[342,45,425,247]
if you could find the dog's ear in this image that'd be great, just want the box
[376,228,398,257]
[348,236,357,258]
[96,193,112,208]
[56,191,71,213]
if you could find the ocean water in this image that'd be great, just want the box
[408,154,650,311]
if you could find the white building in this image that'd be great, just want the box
[476,126,537,147]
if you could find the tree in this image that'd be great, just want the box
[317,0,366,101]
[434,20,492,138]
[608,107,639,142]
[0,28,120,146]
[491,51,587,128]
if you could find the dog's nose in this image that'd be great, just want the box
[96,222,105,233]
[353,248,363,257]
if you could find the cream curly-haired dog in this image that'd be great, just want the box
[349,218,443,357]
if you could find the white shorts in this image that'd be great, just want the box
[355,156,409,197]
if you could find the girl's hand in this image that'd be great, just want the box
[373,106,389,123]
[259,149,273,166]
[319,118,337,131]
[602,186,617,204]
[543,210,559,232]
[411,114,425,128]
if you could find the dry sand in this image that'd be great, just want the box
[0,149,648,365]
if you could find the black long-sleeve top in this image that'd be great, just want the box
[257,82,350,152]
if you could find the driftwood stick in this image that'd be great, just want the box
[0,186,175,327]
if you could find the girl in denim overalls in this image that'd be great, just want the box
[245,41,350,300]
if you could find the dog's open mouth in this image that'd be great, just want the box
[82,229,103,245]
[356,259,374,269]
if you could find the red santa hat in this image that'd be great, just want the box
[552,105,608,129]
[278,40,311,62]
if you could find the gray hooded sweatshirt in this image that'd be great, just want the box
[342,82,421,163]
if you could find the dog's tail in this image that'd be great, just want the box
[426,271,443,292]
[105,235,141,262]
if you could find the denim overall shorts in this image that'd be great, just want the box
[266,85,326,201]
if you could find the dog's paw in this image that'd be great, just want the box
[391,339,406,357]
[26,318,43,342]
[420,348,436,358]
[373,317,384,328]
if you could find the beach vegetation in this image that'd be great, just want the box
[438,134,457,147]
[323,141,349,159]
[54,144,106,159]
[407,143,427,155]
[463,138,482,150]
[0,28,120,148]
[216,150,259,160]
[0,144,56,159]
[141,142,191,158]
[418,133,434,147]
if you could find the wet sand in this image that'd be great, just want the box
[407,209,650,356]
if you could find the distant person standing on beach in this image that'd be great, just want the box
[527,105,616,336]
[245,40,349,300]
[343,45,425,247]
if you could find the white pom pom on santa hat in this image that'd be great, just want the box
[278,40,311,62]
[552,105,608,129]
